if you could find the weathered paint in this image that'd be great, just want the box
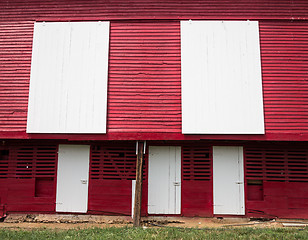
[260,22,308,134]
[181,21,264,134]
[181,145,213,217]
[0,0,307,219]
[245,146,308,219]
[0,0,307,21]
[107,22,181,133]
[1,20,308,140]
[0,145,57,215]
[88,143,148,216]
[1,142,308,218]
[246,182,308,219]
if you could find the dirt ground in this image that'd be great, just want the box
[1,214,307,230]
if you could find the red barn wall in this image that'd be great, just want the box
[108,22,181,133]
[0,145,57,214]
[1,141,308,218]
[0,0,308,140]
[181,145,213,217]
[245,145,308,219]
[1,20,308,139]
[260,22,308,134]
[0,0,307,21]
[88,144,148,216]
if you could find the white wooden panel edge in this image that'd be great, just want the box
[181,21,264,134]
[174,146,181,214]
[132,180,136,219]
[237,147,245,215]
[27,21,109,133]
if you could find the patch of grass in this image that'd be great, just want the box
[0,226,307,240]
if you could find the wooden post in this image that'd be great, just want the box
[133,141,144,227]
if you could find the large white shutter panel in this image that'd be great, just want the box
[27,22,109,133]
[181,21,264,134]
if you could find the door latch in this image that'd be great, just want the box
[80,179,88,184]
[235,181,243,184]
[174,182,181,186]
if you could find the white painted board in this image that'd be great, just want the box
[181,21,264,134]
[213,146,245,215]
[27,21,109,133]
[56,144,90,213]
[148,146,181,214]
[132,180,136,219]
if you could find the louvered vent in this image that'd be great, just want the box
[246,147,308,182]
[90,145,142,180]
[182,146,212,181]
[13,146,57,178]
[0,150,9,178]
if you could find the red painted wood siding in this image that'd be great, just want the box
[0,22,33,132]
[246,182,308,219]
[1,141,308,217]
[0,0,307,21]
[245,146,308,218]
[260,22,308,134]
[0,1,308,140]
[108,22,181,133]
[245,146,308,182]
[88,144,148,216]
[182,146,213,217]
[0,145,57,214]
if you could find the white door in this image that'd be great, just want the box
[56,144,90,213]
[213,146,245,215]
[148,146,181,214]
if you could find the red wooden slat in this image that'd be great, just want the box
[245,146,308,182]
[0,146,57,214]
[107,22,181,133]
[260,22,308,134]
[0,22,32,132]
[90,144,146,180]
[182,181,212,217]
[182,144,213,217]
[0,150,9,178]
[182,146,212,181]
[0,0,307,21]
[0,11,307,139]
[247,182,308,219]
[2,146,58,178]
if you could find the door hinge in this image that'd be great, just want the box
[173,182,181,186]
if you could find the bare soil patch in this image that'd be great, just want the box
[1,214,304,230]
